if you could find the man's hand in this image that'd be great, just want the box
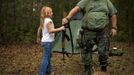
[62,18,69,25]
[111,29,117,37]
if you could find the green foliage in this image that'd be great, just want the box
[115,31,128,42]
[0,0,73,44]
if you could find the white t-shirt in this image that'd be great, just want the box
[41,18,55,42]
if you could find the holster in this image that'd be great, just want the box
[77,30,84,48]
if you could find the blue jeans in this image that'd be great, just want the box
[39,42,53,75]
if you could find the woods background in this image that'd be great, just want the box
[0,0,134,44]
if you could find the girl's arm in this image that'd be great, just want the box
[47,22,65,33]
[36,25,42,43]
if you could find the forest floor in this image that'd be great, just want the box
[0,42,134,75]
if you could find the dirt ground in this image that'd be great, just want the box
[0,43,134,75]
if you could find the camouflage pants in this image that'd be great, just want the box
[81,27,109,67]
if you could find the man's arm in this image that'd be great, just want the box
[66,6,81,20]
[111,15,117,29]
[62,6,81,24]
[111,15,117,37]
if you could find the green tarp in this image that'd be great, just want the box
[52,20,82,53]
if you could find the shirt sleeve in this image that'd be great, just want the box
[44,18,52,26]
[107,0,117,16]
[76,0,87,10]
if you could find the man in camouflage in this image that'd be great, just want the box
[62,0,117,75]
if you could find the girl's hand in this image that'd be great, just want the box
[60,26,65,30]
[36,38,41,44]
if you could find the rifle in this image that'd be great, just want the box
[61,23,74,61]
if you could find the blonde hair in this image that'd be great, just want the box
[40,6,52,29]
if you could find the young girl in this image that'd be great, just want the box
[36,6,65,75]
